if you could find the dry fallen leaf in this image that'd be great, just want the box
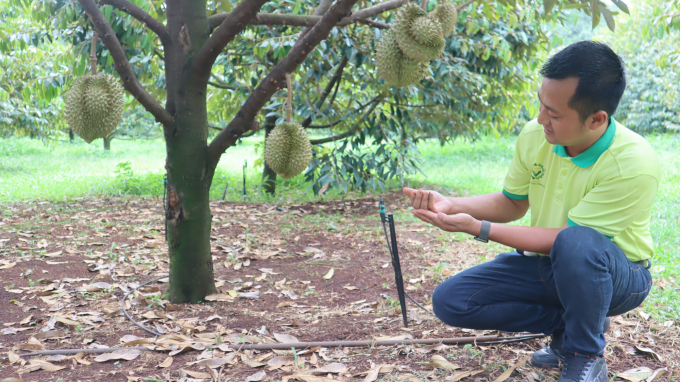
[17,359,65,374]
[158,356,173,368]
[94,349,141,362]
[195,357,232,368]
[241,353,265,368]
[7,351,21,364]
[492,356,529,382]
[430,355,460,370]
[311,362,347,374]
[205,293,235,302]
[450,370,484,382]
[238,290,261,299]
[0,378,27,382]
[15,338,45,352]
[274,333,300,344]
[246,370,267,381]
[635,345,664,362]
[359,364,395,382]
[180,369,211,379]
[647,368,668,382]
[323,268,335,280]
[618,367,653,382]
[420,344,447,353]
[268,356,295,367]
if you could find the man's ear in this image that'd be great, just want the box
[588,111,609,131]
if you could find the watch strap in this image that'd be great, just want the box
[474,220,491,243]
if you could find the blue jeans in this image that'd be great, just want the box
[432,226,652,356]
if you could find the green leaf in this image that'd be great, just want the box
[597,3,615,32]
[591,0,601,29]
[611,0,629,15]
[563,4,589,9]
[216,1,232,12]
[543,0,558,14]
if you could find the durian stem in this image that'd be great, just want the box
[90,32,98,75]
[285,73,292,123]
[420,0,427,10]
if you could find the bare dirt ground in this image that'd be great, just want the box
[0,193,677,382]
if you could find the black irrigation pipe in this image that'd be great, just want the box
[122,275,169,337]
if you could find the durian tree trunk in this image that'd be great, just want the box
[162,0,217,303]
[103,134,113,150]
[261,115,278,195]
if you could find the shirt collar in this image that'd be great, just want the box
[552,117,616,168]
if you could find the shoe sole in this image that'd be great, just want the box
[530,358,561,369]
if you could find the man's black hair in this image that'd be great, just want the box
[540,40,626,123]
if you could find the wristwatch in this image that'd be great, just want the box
[474,220,491,243]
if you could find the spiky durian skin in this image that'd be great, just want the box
[264,122,313,179]
[376,29,429,88]
[394,3,445,62]
[64,73,124,144]
[430,3,457,37]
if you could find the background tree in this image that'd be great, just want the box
[21,0,627,303]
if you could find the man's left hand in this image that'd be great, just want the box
[411,209,479,235]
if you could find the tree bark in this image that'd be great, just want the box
[261,115,278,195]
[163,0,217,303]
[103,135,113,150]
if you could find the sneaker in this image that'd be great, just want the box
[557,352,607,382]
[531,317,610,369]
[531,346,563,368]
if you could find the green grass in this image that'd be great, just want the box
[1,133,678,319]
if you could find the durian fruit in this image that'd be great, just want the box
[429,3,457,37]
[64,73,124,144]
[394,3,445,62]
[376,29,429,87]
[264,121,313,179]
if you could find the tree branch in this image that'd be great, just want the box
[99,0,169,45]
[301,55,349,128]
[207,80,251,92]
[306,120,344,129]
[78,0,173,126]
[299,0,335,40]
[356,18,391,29]
[207,0,360,166]
[309,97,382,144]
[456,0,476,12]
[194,0,269,76]
[153,48,165,60]
[208,0,407,31]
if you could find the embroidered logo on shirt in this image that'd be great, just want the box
[531,163,545,185]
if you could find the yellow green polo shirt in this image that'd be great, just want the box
[502,118,660,262]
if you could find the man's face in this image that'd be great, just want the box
[537,77,592,147]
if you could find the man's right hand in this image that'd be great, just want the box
[402,187,453,215]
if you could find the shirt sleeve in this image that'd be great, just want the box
[567,175,658,239]
[502,132,530,200]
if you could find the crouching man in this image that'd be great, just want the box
[404,41,658,382]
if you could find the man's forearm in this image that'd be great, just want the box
[447,192,528,223]
[468,219,562,255]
